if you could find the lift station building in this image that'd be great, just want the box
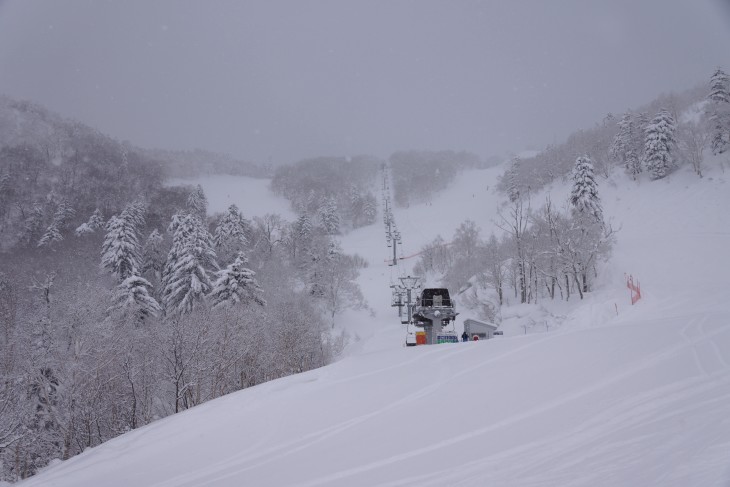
[463,319,500,340]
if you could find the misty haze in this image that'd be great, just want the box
[1,1,730,486]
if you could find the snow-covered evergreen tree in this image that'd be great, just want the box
[295,213,313,242]
[161,212,217,314]
[634,112,650,162]
[186,185,208,220]
[362,193,377,225]
[506,157,521,202]
[635,111,650,130]
[108,274,161,323]
[644,109,677,180]
[318,197,340,235]
[37,223,63,248]
[326,240,339,263]
[37,201,74,247]
[101,214,141,281]
[569,155,603,223]
[210,252,264,309]
[99,202,146,280]
[709,67,730,104]
[610,112,642,179]
[121,201,146,230]
[213,204,249,263]
[88,208,104,229]
[51,200,75,230]
[141,228,165,282]
[708,67,730,155]
[710,118,729,156]
[75,208,104,236]
[290,212,313,261]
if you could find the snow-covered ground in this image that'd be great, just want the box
[21,158,730,486]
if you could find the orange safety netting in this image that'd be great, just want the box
[627,274,641,305]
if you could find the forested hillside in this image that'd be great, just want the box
[496,82,717,198]
[271,155,380,233]
[413,69,730,324]
[0,96,368,481]
[142,148,271,179]
[269,150,484,233]
[0,97,268,252]
[389,150,480,207]
[0,96,165,250]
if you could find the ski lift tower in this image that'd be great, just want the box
[413,288,458,345]
[390,284,407,321]
[398,275,420,325]
[389,229,402,266]
[384,207,402,267]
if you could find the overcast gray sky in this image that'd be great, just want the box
[1,0,729,165]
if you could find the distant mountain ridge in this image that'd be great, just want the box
[0,94,269,180]
[141,147,272,179]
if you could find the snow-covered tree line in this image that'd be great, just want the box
[271,151,479,236]
[271,156,380,234]
[416,155,614,322]
[708,67,730,156]
[0,96,272,253]
[390,150,480,207]
[0,178,367,481]
[141,147,272,179]
[0,121,164,251]
[500,68,729,195]
[468,68,729,320]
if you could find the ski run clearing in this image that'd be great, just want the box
[20,158,730,487]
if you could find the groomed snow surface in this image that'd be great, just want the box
[22,160,730,486]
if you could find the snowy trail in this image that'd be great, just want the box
[25,312,730,486]
[277,317,730,487]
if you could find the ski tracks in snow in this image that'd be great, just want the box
[151,335,552,486]
[150,346,454,486]
[286,318,730,487]
[98,314,730,487]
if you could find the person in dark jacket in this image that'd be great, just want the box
[461,331,469,342]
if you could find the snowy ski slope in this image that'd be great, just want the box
[21,161,730,486]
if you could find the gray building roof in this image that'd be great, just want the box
[463,319,498,333]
